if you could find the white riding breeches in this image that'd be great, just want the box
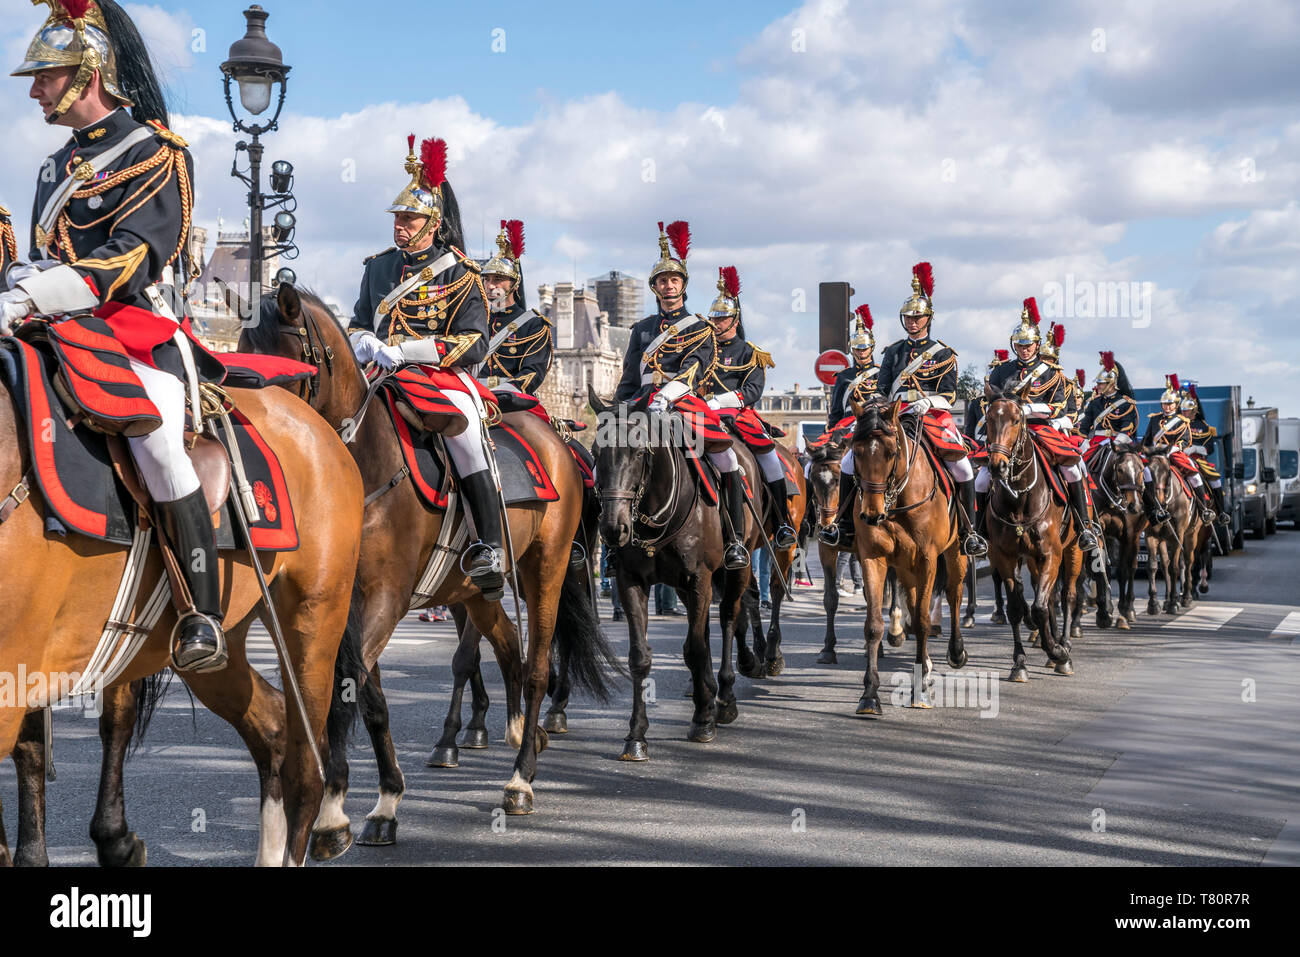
[1143,466,1153,483]
[441,387,490,475]
[839,448,854,477]
[125,359,199,503]
[1210,478,1222,489]
[1060,462,1084,483]
[1187,471,1204,488]
[756,447,785,482]
[975,464,991,493]
[708,447,738,472]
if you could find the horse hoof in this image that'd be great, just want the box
[990,612,1007,625]
[1163,602,1178,615]
[886,631,905,648]
[1117,617,1131,631]
[1127,611,1138,625]
[503,787,534,816]
[929,624,942,637]
[688,721,716,743]
[620,740,649,761]
[1054,659,1074,676]
[1071,626,1082,641]
[1198,583,1209,595]
[738,656,763,679]
[855,694,882,716]
[948,648,968,670]
[1146,602,1160,616]
[308,824,354,862]
[357,817,398,847]
[460,728,490,750]
[909,696,933,709]
[764,655,785,677]
[426,745,459,768]
[961,614,975,629]
[542,711,569,734]
[1010,666,1029,683]
[816,649,838,665]
[716,698,739,725]
[1096,613,1112,629]
[1028,630,1039,646]
[97,832,146,868]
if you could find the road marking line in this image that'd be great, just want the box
[1268,611,1300,638]
[1162,606,1242,630]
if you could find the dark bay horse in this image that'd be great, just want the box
[1087,443,1147,629]
[1144,453,1195,616]
[847,397,967,714]
[242,286,618,841]
[982,393,1079,682]
[736,441,807,678]
[590,387,760,759]
[1,342,365,866]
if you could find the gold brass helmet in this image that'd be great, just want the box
[899,261,934,330]
[12,1,133,124]
[648,220,690,295]
[1094,350,1118,395]
[1010,296,1043,349]
[1179,385,1199,415]
[989,348,1009,371]
[1159,374,1181,407]
[708,265,741,323]
[849,303,874,354]
[387,135,447,249]
[482,219,524,287]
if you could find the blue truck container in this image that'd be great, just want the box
[1133,383,1243,551]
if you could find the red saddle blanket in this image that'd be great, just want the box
[386,394,560,512]
[217,352,317,389]
[717,406,776,453]
[0,336,297,551]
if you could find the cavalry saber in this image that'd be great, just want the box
[738,471,793,601]
[225,480,326,784]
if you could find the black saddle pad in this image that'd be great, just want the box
[385,395,561,512]
[0,337,298,551]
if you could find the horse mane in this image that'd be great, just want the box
[852,398,893,441]
[243,285,344,356]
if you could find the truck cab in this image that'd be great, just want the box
[1239,406,1281,537]
[1278,417,1300,527]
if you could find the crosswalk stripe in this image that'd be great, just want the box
[1268,611,1300,639]
[1162,606,1242,630]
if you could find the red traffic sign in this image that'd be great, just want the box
[814,349,850,386]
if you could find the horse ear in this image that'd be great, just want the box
[889,397,903,421]
[277,281,301,322]
[587,383,609,415]
[984,380,997,400]
[849,395,866,419]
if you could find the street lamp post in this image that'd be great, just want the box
[220,5,293,323]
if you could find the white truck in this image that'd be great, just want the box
[1278,416,1300,527]
[1239,406,1281,536]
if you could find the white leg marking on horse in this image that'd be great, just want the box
[505,771,533,798]
[255,797,288,868]
[506,715,524,748]
[313,787,350,831]
[366,790,403,822]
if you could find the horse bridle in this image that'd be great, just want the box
[277,304,335,402]
[986,399,1051,536]
[852,410,932,526]
[598,432,697,556]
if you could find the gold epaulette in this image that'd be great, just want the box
[531,308,552,326]
[146,120,188,149]
[451,246,480,272]
[751,344,775,369]
[363,246,396,264]
[0,204,10,218]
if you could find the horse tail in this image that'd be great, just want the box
[326,577,369,746]
[129,671,175,756]
[552,557,626,703]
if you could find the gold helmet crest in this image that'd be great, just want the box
[649,220,690,293]
[387,135,447,249]
[12,1,133,123]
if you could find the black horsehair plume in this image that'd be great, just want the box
[98,0,170,128]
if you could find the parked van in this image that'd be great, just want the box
[1240,406,1281,536]
[1278,417,1300,527]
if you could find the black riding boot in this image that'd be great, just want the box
[1212,484,1230,525]
[1068,479,1100,552]
[1142,481,1168,525]
[1194,483,1216,523]
[720,470,750,570]
[820,472,857,548]
[460,470,506,601]
[958,479,988,557]
[976,488,991,539]
[765,477,797,549]
[155,488,226,673]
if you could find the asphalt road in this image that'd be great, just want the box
[7,528,1299,866]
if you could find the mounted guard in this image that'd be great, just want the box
[701,265,796,549]
[348,134,506,598]
[1141,374,1217,525]
[613,220,749,570]
[479,219,553,399]
[985,298,1100,553]
[827,304,878,430]
[3,0,230,671]
[1179,382,1229,525]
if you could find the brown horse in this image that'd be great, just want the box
[0,343,364,867]
[847,397,967,714]
[240,286,616,847]
[1087,444,1147,629]
[982,393,1079,682]
[736,441,807,678]
[1143,453,1196,615]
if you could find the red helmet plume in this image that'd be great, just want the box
[1169,374,1180,394]
[1023,297,1041,326]
[1052,323,1066,348]
[720,265,740,299]
[995,349,1009,362]
[1188,383,1199,400]
[855,303,873,330]
[665,220,690,261]
[1076,369,1087,387]
[503,219,525,260]
[60,1,95,19]
[419,137,447,190]
[407,133,415,152]
[912,262,934,298]
[1100,350,1115,371]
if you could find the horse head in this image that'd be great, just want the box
[983,387,1026,484]
[850,396,903,525]
[1111,449,1145,516]
[807,446,842,529]
[589,386,679,548]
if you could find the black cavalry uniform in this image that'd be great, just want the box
[1079,391,1138,439]
[614,302,716,403]
[0,204,16,276]
[350,243,487,369]
[873,335,958,403]
[828,359,880,427]
[705,334,767,410]
[987,355,1069,414]
[1141,410,1193,451]
[480,302,553,394]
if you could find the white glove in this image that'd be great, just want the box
[712,390,743,410]
[349,331,383,363]
[648,393,669,413]
[0,290,33,336]
[908,396,932,416]
[1050,416,1073,432]
[1113,433,1132,445]
[5,263,44,291]
[706,397,721,411]
[374,344,405,371]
